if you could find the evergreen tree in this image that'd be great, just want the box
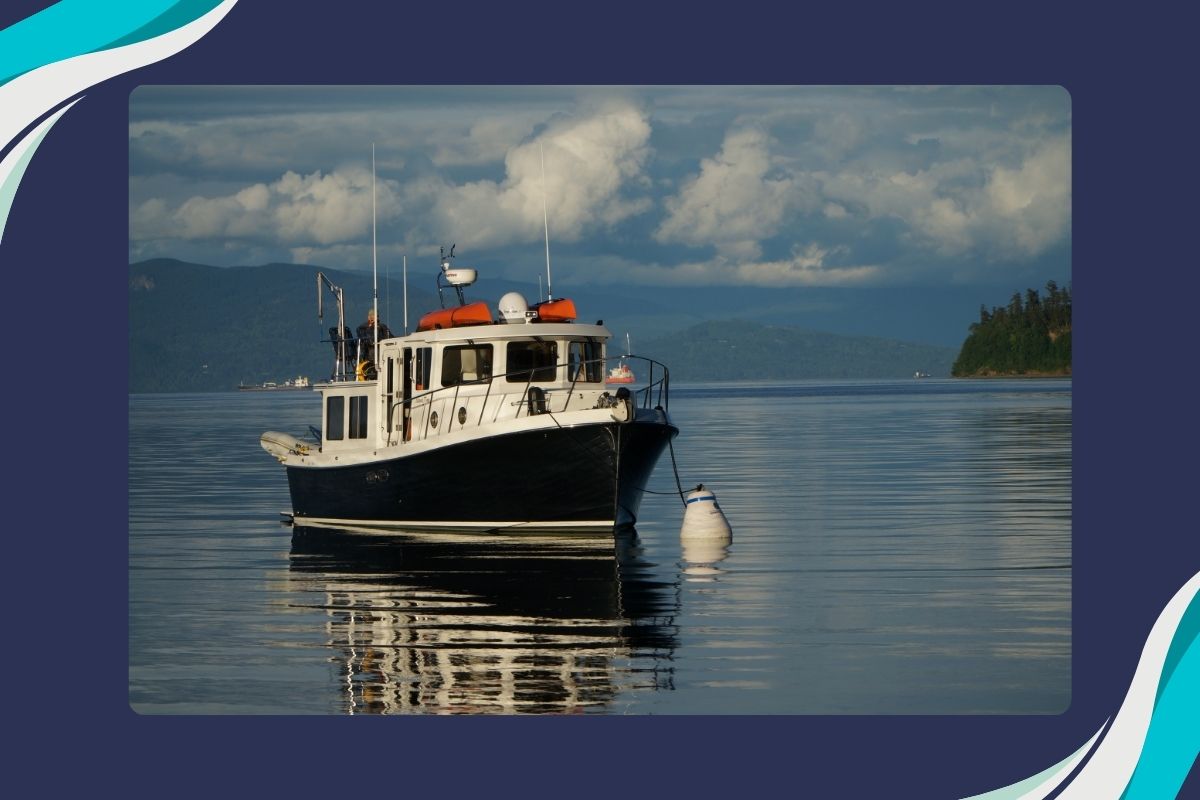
[952,282,1071,377]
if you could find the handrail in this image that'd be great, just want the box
[329,352,670,444]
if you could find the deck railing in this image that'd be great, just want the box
[377,354,670,445]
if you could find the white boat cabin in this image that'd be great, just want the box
[317,319,617,454]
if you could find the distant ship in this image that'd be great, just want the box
[239,376,311,391]
[606,333,636,384]
[913,371,930,379]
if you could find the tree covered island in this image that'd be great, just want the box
[952,281,1071,377]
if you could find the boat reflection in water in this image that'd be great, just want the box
[286,524,679,714]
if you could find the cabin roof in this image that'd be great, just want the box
[378,321,611,346]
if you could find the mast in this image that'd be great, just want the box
[372,143,379,362]
[540,141,552,301]
[403,254,408,334]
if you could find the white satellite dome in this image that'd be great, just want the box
[498,291,530,323]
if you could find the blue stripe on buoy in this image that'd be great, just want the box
[686,495,715,504]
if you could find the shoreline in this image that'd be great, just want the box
[953,370,1072,379]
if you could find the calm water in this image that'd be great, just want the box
[129,379,1070,714]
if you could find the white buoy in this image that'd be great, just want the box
[680,485,731,580]
[680,484,733,541]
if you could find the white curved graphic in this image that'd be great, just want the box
[962,724,1106,800]
[0,0,238,243]
[1,1,236,150]
[967,570,1199,799]
[0,97,80,245]
[1058,571,1198,798]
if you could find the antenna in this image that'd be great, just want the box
[540,141,552,301]
[372,144,379,361]
[437,244,473,307]
[403,254,408,334]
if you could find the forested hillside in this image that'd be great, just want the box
[951,281,1072,377]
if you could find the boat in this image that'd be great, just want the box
[259,248,677,533]
[606,333,636,384]
[239,376,311,391]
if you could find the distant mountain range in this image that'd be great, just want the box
[129,258,433,393]
[641,320,955,382]
[129,258,959,392]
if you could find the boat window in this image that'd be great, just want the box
[441,344,493,386]
[568,339,603,383]
[415,347,432,391]
[506,340,558,383]
[349,395,368,439]
[326,395,345,441]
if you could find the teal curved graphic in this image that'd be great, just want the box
[0,0,233,249]
[1122,593,1200,799]
[0,0,223,85]
[966,572,1199,799]
[102,0,227,52]
[1156,590,1199,705]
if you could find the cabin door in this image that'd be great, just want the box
[407,346,432,441]
[384,354,399,443]
[401,348,413,441]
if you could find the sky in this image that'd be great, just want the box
[129,85,1071,299]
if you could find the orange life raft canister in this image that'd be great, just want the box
[416,301,493,331]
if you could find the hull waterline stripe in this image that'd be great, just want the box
[294,516,615,532]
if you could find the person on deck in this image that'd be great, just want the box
[357,308,393,344]
[355,309,393,380]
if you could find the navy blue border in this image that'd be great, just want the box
[5,1,1197,796]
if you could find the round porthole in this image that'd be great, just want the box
[458,407,467,424]
[430,411,439,428]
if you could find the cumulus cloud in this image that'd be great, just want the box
[819,134,1071,261]
[654,127,795,259]
[131,166,403,249]
[983,135,1071,255]
[626,242,880,287]
[131,101,656,260]
[431,114,540,167]
[129,86,1071,284]
[811,112,866,160]
[271,168,382,244]
[429,101,653,247]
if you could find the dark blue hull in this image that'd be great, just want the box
[285,418,677,531]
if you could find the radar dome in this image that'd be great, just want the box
[498,292,530,323]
